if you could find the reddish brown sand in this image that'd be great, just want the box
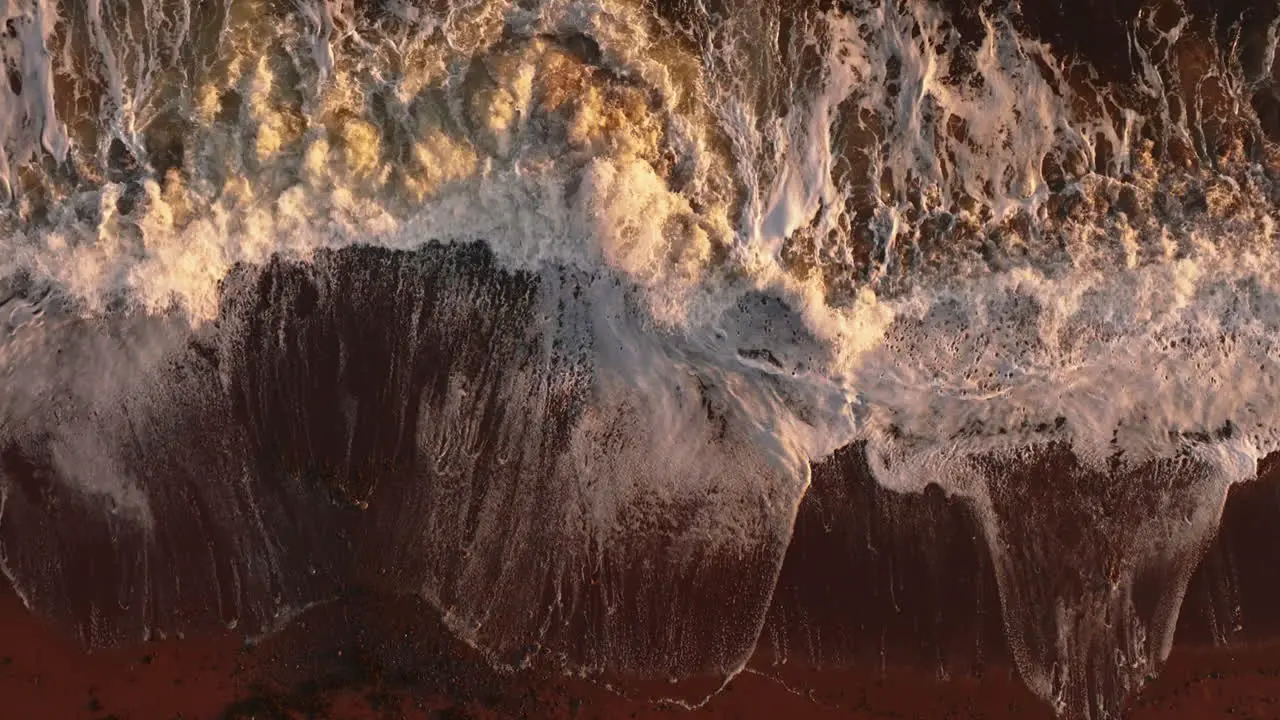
[5,448,1280,719]
[4,581,1280,720]
[5,448,1280,720]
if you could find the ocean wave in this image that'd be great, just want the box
[0,0,1277,717]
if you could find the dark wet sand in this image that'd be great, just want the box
[6,575,1280,719]
[5,451,1280,719]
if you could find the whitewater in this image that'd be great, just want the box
[0,0,1277,717]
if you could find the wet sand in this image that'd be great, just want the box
[5,573,1280,719]
[5,451,1280,719]
[0,579,1052,720]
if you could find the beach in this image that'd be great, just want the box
[0,0,1276,716]
[5,450,1280,719]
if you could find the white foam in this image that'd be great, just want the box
[1,0,1277,547]
[0,0,68,201]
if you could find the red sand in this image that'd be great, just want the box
[5,583,1280,720]
[7,448,1280,719]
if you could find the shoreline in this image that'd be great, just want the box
[5,580,1280,719]
[4,446,1280,718]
